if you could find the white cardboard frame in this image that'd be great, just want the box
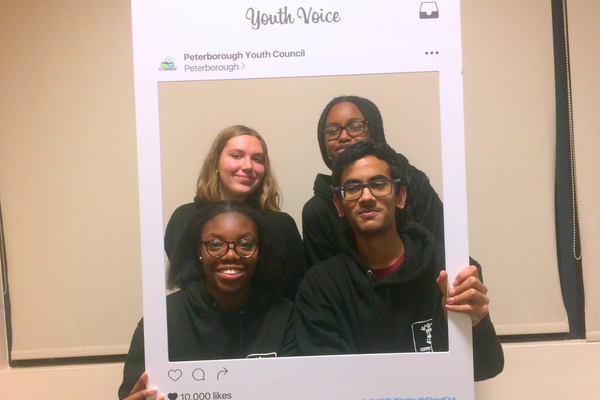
[131,1,473,399]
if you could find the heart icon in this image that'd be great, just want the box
[168,394,178,400]
[168,369,182,381]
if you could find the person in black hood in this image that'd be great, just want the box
[302,95,443,265]
[119,201,296,400]
[295,141,504,381]
[165,125,307,300]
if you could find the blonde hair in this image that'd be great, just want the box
[196,125,281,211]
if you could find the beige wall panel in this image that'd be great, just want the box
[0,363,125,399]
[567,0,600,340]
[0,1,142,357]
[0,0,598,396]
[159,73,442,228]
[1,342,600,399]
[0,0,587,362]
[462,0,568,334]
[475,341,600,399]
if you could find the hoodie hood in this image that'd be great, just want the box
[317,95,387,169]
[341,220,438,286]
[313,173,335,202]
[194,192,261,210]
[185,279,275,317]
[168,279,289,360]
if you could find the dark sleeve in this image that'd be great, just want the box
[302,197,340,266]
[295,269,351,355]
[279,307,299,357]
[472,314,504,381]
[262,212,309,301]
[118,320,145,400]
[469,258,505,381]
[164,203,199,258]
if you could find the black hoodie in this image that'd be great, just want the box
[295,222,504,381]
[118,280,296,399]
[302,167,444,266]
[304,95,445,266]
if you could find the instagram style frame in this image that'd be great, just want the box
[131,1,474,399]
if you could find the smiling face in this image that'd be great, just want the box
[324,102,371,162]
[218,135,265,201]
[199,212,259,310]
[334,155,406,238]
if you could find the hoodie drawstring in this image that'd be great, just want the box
[238,311,245,357]
[386,285,395,342]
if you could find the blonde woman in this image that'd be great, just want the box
[164,125,307,299]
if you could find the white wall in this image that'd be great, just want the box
[1,342,600,399]
[1,0,599,398]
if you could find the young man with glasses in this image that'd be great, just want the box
[295,141,504,381]
[302,96,444,266]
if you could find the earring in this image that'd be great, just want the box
[198,256,203,262]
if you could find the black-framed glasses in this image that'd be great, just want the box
[335,178,402,201]
[324,120,369,141]
[201,239,258,259]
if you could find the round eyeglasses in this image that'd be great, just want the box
[201,239,258,259]
[335,178,402,201]
[323,120,369,141]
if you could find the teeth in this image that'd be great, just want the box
[221,269,242,275]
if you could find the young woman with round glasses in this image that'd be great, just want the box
[302,95,444,265]
[164,125,307,299]
[119,201,296,400]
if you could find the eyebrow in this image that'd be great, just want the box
[226,148,263,155]
[203,231,257,238]
[342,174,389,185]
[325,118,363,126]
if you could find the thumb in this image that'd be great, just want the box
[436,270,449,319]
[436,270,448,294]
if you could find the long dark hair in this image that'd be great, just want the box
[167,201,286,296]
